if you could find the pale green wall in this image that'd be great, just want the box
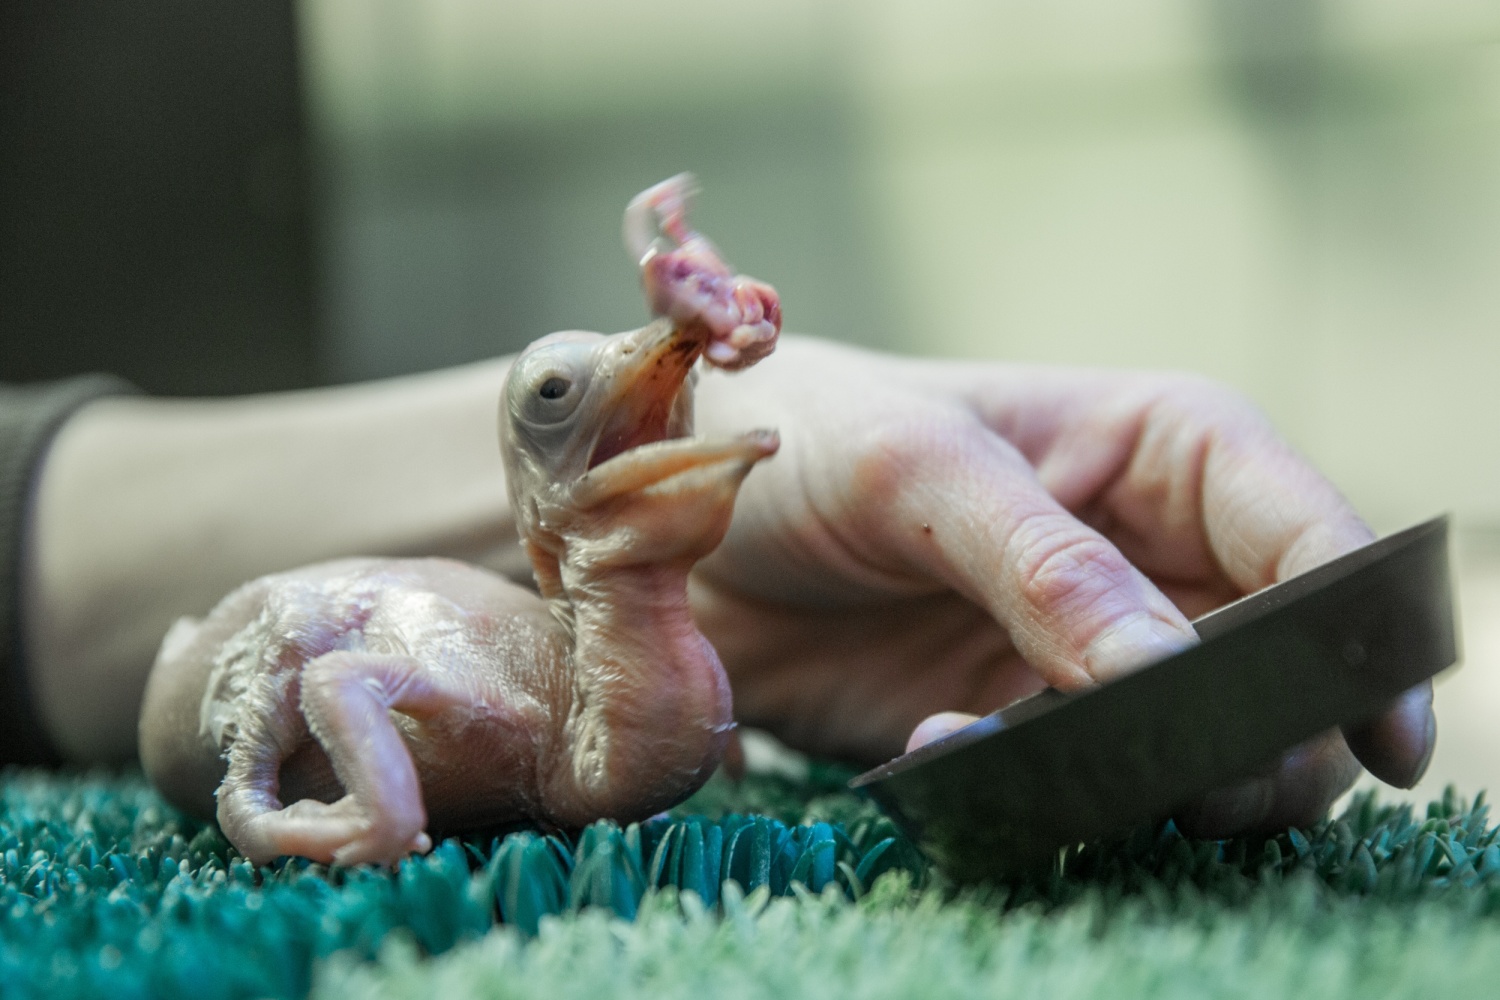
[300,0,1500,530]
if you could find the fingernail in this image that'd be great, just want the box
[1084,616,1197,683]
[1404,705,1438,789]
[906,712,981,753]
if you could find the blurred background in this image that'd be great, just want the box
[2,0,1497,799]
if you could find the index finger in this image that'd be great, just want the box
[1192,399,1374,589]
[1142,386,1436,792]
[1069,375,1436,789]
[941,365,1434,789]
[923,363,1375,589]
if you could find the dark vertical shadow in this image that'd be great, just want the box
[0,0,317,395]
[1200,0,1325,205]
[1203,0,1324,124]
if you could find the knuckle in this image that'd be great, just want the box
[1010,518,1131,617]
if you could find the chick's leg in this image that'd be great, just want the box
[215,677,315,864]
[219,653,459,866]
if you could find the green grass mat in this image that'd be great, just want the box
[318,880,1500,1000]
[4,765,1500,999]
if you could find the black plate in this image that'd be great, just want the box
[850,516,1457,882]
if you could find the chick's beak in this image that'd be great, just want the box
[586,318,703,471]
[569,318,776,513]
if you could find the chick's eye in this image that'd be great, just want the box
[512,342,590,426]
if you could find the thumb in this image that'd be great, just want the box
[871,422,1197,690]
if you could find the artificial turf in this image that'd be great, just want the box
[4,763,1500,999]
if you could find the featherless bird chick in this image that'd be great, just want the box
[138,175,781,865]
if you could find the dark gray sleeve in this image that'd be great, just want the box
[0,375,137,764]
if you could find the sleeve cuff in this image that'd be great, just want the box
[0,375,139,765]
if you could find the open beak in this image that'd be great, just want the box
[586,318,703,472]
[572,319,775,511]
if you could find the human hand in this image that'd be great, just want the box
[689,336,1435,837]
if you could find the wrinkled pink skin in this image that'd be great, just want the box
[138,176,781,866]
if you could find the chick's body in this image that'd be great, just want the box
[137,175,781,865]
[186,559,564,827]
